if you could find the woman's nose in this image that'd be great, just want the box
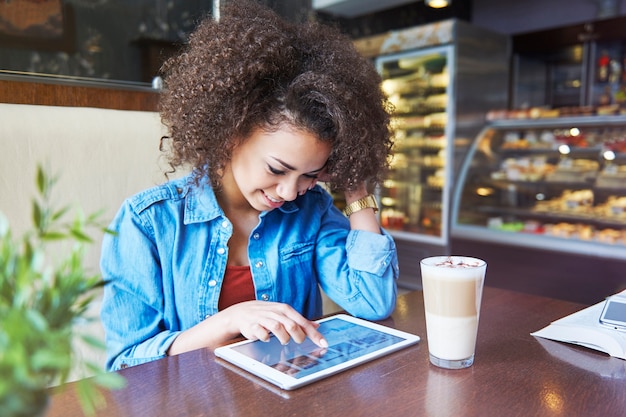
[276,177,300,202]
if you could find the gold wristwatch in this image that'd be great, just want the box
[343,194,379,217]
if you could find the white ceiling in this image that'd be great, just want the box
[312,0,419,18]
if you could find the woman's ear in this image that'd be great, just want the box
[317,167,332,183]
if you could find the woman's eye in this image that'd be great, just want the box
[268,165,284,175]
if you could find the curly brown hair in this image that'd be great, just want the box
[159,0,393,191]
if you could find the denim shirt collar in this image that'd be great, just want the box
[180,176,300,225]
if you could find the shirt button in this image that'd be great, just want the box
[208,280,217,287]
[261,294,270,301]
[221,220,229,228]
[255,261,264,268]
[217,247,225,255]
[253,233,260,240]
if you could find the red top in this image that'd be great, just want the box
[218,265,256,311]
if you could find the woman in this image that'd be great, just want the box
[100,0,398,371]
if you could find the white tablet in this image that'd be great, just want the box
[214,314,420,390]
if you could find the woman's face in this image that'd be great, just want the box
[227,124,331,212]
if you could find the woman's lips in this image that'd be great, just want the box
[263,191,284,209]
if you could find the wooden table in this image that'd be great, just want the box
[48,287,626,416]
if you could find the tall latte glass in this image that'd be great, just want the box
[420,256,486,369]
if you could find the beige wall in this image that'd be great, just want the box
[0,103,171,266]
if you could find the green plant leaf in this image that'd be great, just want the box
[40,231,67,240]
[75,379,102,417]
[70,228,93,243]
[51,206,70,223]
[32,200,42,231]
[92,369,127,390]
[36,164,46,195]
[79,334,106,350]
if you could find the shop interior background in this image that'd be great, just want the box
[0,0,624,84]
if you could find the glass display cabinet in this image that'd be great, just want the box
[452,116,626,261]
[377,46,451,244]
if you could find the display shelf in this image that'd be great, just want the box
[377,46,452,242]
[473,205,626,227]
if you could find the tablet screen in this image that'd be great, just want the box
[215,314,420,389]
[230,317,406,379]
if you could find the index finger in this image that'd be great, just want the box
[275,304,328,348]
[298,318,328,348]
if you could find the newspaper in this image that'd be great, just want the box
[531,290,626,360]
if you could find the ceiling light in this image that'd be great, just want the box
[426,0,450,8]
[312,0,416,18]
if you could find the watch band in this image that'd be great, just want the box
[343,194,379,217]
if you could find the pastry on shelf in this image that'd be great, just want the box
[532,189,594,214]
[546,159,598,182]
[492,157,554,181]
[596,164,626,188]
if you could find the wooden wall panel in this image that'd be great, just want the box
[0,79,159,111]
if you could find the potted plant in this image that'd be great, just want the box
[0,166,124,417]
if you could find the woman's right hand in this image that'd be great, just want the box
[167,301,328,356]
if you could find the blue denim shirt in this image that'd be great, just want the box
[100,174,398,371]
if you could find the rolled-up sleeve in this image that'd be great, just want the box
[315,202,399,321]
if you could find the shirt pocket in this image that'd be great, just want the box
[280,241,316,280]
[280,241,315,264]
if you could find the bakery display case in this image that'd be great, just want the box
[452,116,626,261]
